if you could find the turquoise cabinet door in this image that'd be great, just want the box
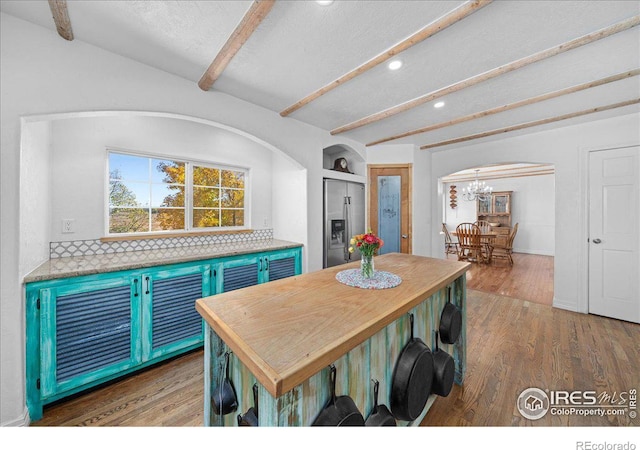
[216,254,261,293]
[263,248,302,282]
[141,264,212,361]
[38,274,141,399]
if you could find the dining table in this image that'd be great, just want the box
[451,230,499,263]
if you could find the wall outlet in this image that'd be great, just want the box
[263,218,268,227]
[62,219,75,234]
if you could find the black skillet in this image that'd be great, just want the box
[237,383,259,426]
[390,313,434,421]
[312,364,365,426]
[439,286,462,345]
[431,331,455,397]
[212,351,238,416]
[365,379,396,426]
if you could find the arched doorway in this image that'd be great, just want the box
[439,163,555,305]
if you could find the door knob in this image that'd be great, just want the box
[401,234,408,239]
[592,238,602,244]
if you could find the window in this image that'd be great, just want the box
[192,166,245,228]
[108,151,247,234]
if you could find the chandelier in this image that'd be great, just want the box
[462,169,492,201]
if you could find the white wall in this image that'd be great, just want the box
[272,153,307,245]
[366,144,432,257]
[48,115,274,241]
[444,174,556,255]
[0,13,366,425]
[431,112,640,313]
[19,121,52,275]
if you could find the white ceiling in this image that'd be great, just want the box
[2,0,639,151]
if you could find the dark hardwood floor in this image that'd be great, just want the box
[32,252,638,427]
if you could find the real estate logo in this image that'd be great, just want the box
[517,387,637,420]
[517,387,550,420]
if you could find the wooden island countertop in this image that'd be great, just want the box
[196,253,470,399]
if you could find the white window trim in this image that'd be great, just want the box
[105,148,250,236]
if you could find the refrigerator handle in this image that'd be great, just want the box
[344,196,350,261]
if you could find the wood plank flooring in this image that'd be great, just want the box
[446,252,554,306]
[422,290,639,426]
[33,290,638,427]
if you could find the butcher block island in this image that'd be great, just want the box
[196,253,470,426]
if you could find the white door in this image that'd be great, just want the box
[588,146,640,323]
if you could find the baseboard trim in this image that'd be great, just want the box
[1,407,30,427]
[513,248,554,256]
[552,297,579,312]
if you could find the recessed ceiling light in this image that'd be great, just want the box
[316,1,334,5]
[388,60,403,71]
[434,101,445,108]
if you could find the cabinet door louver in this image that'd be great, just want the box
[268,257,296,281]
[223,264,258,292]
[56,286,131,382]
[152,273,203,349]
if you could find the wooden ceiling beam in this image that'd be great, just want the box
[332,15,640,135]
[48,0,73,41]
[367,69,640,146]
[279,0,493,117]
[419,98,640,150]
[198,0,275,91]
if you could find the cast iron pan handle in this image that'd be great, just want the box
[329,364,337,404]
[372,379,380,414]
[253,382,259,417]
[409,313,414,341]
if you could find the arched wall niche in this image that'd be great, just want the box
[322,143,365,177]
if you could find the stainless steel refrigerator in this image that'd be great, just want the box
[323,179,366,268]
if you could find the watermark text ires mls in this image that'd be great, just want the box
[516,387,637,420]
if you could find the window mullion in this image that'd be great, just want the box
[148,158,153,232]
[186,163,193,232]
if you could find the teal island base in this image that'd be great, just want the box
[200,263,467,427]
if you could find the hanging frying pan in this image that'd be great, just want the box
[431,331,455,397]
[212,351,238,416]
[237,383,259,426]
[439,286,462,345]
[390,313,434,421]
[365,379,396,426]
[312,364,365,426]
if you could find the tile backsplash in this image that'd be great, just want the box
[50,229,274,258]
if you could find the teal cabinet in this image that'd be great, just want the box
[141,263,212,362]
[217,254,262,293]
[263,248,301,282]
[35,273,142,399]
[215,247,302,292]
[25,246,302,421]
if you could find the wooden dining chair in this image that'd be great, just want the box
[474,220,493,259]
[489,223,519,265]
[455,223,487,263]
[442,223,458,255]
[474,220,491,234]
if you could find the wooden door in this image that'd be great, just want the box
[368,164,412,254]
[588,146,639,323]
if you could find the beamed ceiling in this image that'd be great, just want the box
[2,0,639,151]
